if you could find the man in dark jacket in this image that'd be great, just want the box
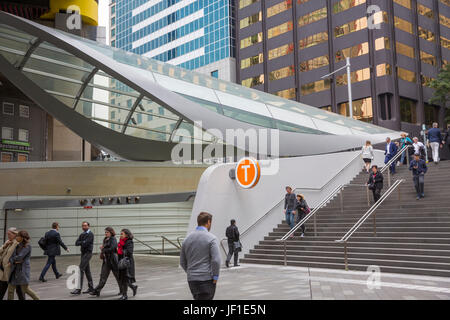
[225,220,240,268]
[284,186,296,230]
[443,124,450,153]
[71,221,94,295]
[384,137,398,174]
[409,153,428,200]
[367,165,384,203]
[39,222,69,282]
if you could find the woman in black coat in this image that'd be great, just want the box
[367,165,384,203]
[117,228,137,300]
[91,227,120,297]
[294,194,310,237]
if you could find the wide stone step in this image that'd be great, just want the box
[277,221,450,229]
[263,235,450,244]
[268,231,450,238]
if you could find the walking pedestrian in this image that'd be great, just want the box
[90,227,120,297]
[71,221,94,295]
[399,133,413,165]
[117,228,138,300]
[180,212,221,301]
[361,140,374,173]
[39,222,69,282]
[409,153,428,200]
[412,137,426,160]
[427,123,443,164]
[284,186,296,231]
[0,227,24,300]
[384,137,398,174]
[294,194,311,237]
[443,124,450,153]
[225,220,240,268]
[7,230,39,300]
[367,165,384,203]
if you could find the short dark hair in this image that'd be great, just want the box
[371,165,378,169]
[197,212,212,226]
[105,227,116,237]
[82,221,90,227]
[52,222,59,229]
[230,219,236,225]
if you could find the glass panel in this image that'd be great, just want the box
[25,55,92,82]
[268,21,293,39]
[23,70,82,97]
[241,53,263,69]
[239,0,259,9]
[394,0,412,9]
[395,17,413,34]
[215,90,272,117]
[33,41,94,71]
[397,67,416,82]
[275,88,297,100]
[298,7,327,27]
[124,126,171,142]
[418,27,435,42]
[299,32,328,50]
[338,97,373,122]
[241,74,264,88]
[300,55,329,71]
[269,65,295,81]
[301,79,330,95]
[400,98,417,123]
[396,42,415,59]
[333,0,366,14]
[375,37,390,50]
[267,1,292,18]
[335,42,369,62]
[336,68,371,86]
[240,32,263,49]
[240,12,262,29]
[418,4,433,19]
[222,106,274,128]
[268,43,294,60]
[441,14,450,29]
[335,17,368,38]
[376,63,392,76]
[420,51,436,66]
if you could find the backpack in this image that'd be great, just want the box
[38,235,47,251]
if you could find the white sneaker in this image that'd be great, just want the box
[300,233,304,238]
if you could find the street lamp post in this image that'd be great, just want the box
[321,57,353,119]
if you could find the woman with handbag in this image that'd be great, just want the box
[294,194,310,238]
[7,230,39,300]
[90,227,121,297]
[117,228,137,300]
[367,165,384,203]
[361,141,374,173]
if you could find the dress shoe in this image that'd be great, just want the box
[225,261,230,268]
[131,285,138,297]
[39,278,47,283]
[83,288,94,294]
[118,295,128,300]
[55,273,63,279]
[71,289,81,295]
[233,264,241,267]
[89,290,100,297]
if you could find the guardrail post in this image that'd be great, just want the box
[314,214,317,237]
[387,169,391,188]
[366,186,370,207]
[406,148,410,166]
[340,190,344,214]
[373,210,377,236]
[344,241,348,271]
[398,183,401,204]
[162,238,165,255]
[283,240,287,266]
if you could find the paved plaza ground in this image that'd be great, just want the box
[6,254,450,300]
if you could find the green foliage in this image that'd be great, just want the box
[429,64,450,107]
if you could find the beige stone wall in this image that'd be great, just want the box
[0,163,206,196]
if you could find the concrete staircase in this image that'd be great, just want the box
[241,160,450,277]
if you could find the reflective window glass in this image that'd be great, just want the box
[335,42,369,62]
[396,42,415,59]
[267,1,292,18]
[300,55,329,72]
[397,67,416,82]
[333,0,366,14]
[400,98,417,123]
[298,7,327,27]
[240,32,263,49]
[269,65,295,80]
[301,79,330,95]
[268,21,293,39]
[336,68,371,85]
[299,32,328,50]
[241,54,263,69]
[268,43,294,60]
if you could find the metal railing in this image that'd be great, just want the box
[335,179,405,270]
[134,237,162,255]
[381,145,410,187]
[134,235,181,255]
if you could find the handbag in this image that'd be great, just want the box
[233,241,242,252]
[118,256,130,270]
[368,183,375,190]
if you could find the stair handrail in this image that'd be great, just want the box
[335,179,405,270]
[133,236,162,255]
[381,145,410,187]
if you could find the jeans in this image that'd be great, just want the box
[79,252,94,290]
[40,255,59,279]
[285,210,295,229]
[430,142,440,162]
[400,150,407,165]
[0,280,24,300]
[413,174,425,197]
[226,242,239,266]
[188,280,216,300]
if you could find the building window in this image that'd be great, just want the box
[396,42,415,59]
[301,79,330,96]
[2,102,14,115]
[336,68,371,86]
[298,7,327,27]
[300,55,329,72]
[441,36,450,49]
[158,107,164,115]
[335,17,368,38]
[111,111,115,119]
[240,12,262,29]
[17,154,28,162]
[418,27,435,42]
[1,152,13,162]
[241,54,263,69]
[394,0,412,9]
[420,51,436,66]
[418,4,433,19]
[395,17,413,34]
[376,63,392,77]
[397,67,416,83]
[19,105,29,118]
[241,74,265,88]
[240,32,263,49]
[440,14,450,29]
[268,21,293,39]
[333,0,366,14]
[1,127,13,140]
[335,42,369,62]
[211,70,219,78]
[268,43,294,60]
[424,104,438,126]
[267,1,292,18]
[269,65,295,81]
[400,98,417,123]
[375,37,390,50]
[338,97,373,122]
[275,88,297,100]
[239,0,259,9]
[299,32,328,50]
[320,106,332,112]
[421,75,434,87]
[18,129,29,142]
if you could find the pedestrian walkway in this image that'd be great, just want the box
[7,255,450,300]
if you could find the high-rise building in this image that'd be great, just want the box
[110,0,236,81]
[0,0,104,162]
[236,0,450,133]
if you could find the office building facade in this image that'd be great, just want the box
[110,0,236,81]
[236,0,450,132]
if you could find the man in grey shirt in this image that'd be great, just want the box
[180,212,221,300]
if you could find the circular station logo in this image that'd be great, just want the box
[235,157,261,189]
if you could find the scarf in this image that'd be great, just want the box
[117,237,127,255]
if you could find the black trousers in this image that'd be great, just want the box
[0,280,24,300]
[118,269,134,296]
[296,211,307,233]
[95,261,120,293]
[372,188,382,202]
[79,252,94,290]
[226,242,239,266]
[188,280,216,300]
